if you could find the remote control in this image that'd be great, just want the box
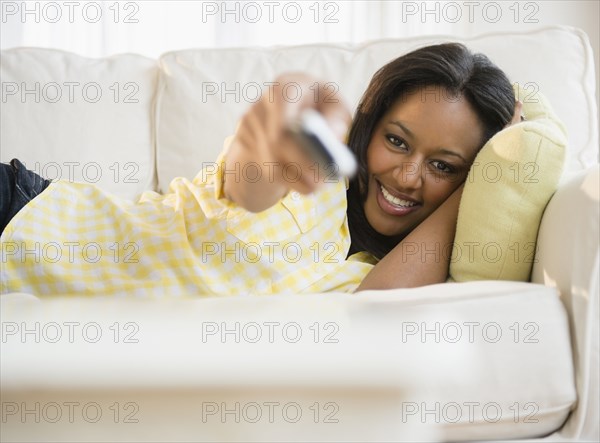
[288,109,357,178]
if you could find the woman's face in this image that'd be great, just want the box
[364,86,485,237]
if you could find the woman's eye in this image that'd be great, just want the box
[431,160,454,173]
[386,134,407,149]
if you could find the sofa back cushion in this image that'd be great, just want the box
[0,48,158,200]
[156,25,598,192]
[1,26,597,199]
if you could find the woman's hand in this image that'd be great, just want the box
[223,73,351,213]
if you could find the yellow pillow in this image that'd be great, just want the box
[448,85,567,282]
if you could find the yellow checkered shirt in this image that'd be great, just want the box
[1,149,377,297]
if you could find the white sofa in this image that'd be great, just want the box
[1,25,598,442]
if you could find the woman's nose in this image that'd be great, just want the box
[392,160,423,190]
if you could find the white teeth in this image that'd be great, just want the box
[380,184,417,207]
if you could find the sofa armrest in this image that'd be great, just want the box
[532,164,599,441]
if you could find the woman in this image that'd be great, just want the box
[225,42,520,290]
[0,43,520,296]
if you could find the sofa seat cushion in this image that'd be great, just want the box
[1,281,576,441]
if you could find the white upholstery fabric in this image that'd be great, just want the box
[532,165,600,441]
[156,26,598,192]
[1,281,576,442]
[0,48,158,200]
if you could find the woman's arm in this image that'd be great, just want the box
[223,73,351,213]
[355,184,463,291]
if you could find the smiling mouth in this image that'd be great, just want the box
[379,183,418,208]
